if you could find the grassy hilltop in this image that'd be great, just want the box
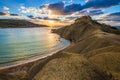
[0,16,120,80]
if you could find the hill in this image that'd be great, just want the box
[28,16,120,80]
[52,16,120,80]
[0,19,48,28]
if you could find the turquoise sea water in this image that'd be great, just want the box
[0,27,70,65]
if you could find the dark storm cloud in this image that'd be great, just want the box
[109,12,120,16]
[27,15,35,19]
[40,0,120,15]
[10,14,19,16]
[84,0,120,9]
[40,2,82,15]
[0,12,6,15]
[64,4,82,13]
[40,2,65,15]
[75,9,104,16]
[105,12,120,21]
[98,12,120,21]
[48,2,64,10]
[65,16,80,20]
[88,9,104,15]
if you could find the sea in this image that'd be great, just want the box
[0,27,70,68]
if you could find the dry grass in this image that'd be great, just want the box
[34,52,113,80]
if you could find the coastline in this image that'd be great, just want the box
[0,41,71,72]
[0,19,48,28]
[0,16,120,80]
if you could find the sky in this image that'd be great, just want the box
[0,0,120,26]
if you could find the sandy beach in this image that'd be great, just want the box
[0,42,71,73]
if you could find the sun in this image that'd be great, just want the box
[49,20,54,24]
[49,20,54,28]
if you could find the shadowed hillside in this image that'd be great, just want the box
[0,19,48,28]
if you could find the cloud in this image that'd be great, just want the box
[19,6,30,13]
[84,0,120,9]
[97,12,120,21]
[16,0,120,26]
[0,12,6,15]
[40,2,83,15]
[10,14,20,16]
[27,15,35,19]
[3,6,10,13]
[40,0,116,15]
[64,4,82,14]
[19,6,36,14]
[87,9,104,15]
[71,9,104,16]
[3,6,9,11]
[41,0,120,15]
[19,5,50,17]
[109,12,120,16]
[48,2,64,10]
[64,16,80,21]
[98,20,120,26]
[18,0,120,19]
[95,12,120,26]
[40,2,65,15]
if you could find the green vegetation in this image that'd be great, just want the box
[0,19,48,28]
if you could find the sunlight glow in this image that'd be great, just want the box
[49,20,54,24]
[49,20,54,28]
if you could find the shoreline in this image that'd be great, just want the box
[0,42,71,72]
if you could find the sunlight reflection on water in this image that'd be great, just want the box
[0,27,70,64]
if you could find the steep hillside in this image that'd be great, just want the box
[52,16,120,80]
[53,16,120,42]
